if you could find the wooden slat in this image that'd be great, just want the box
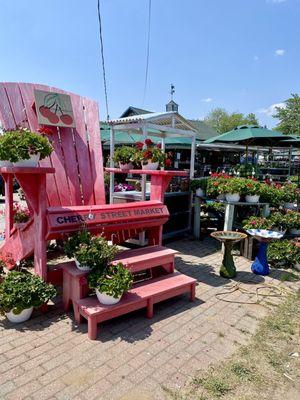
[70,93,94,205]
[0,83,16,130]
[83,97,105,204]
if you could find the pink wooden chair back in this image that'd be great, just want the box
[0,82,105,207]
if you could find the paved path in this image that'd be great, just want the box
[0,238,297,400]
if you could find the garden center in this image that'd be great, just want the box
[0,2,299,400]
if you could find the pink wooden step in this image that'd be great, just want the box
[75,272,197,340]
[62,245,177,320]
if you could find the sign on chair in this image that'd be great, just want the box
[34,89,76,128]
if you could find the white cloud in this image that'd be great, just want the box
[202,98,213,103]
[275,49,285,56]
[259,102,286,116]
[254,55,259,61]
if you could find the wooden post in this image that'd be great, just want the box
[193,196,201,239]
[3,174,14,238]
[34,174,47,279]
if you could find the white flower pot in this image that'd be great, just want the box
[225,193,240,202]
[96,289,122,305]
[13,153,40,167]
[6,307,33,323]
[289,228,300,236]
[217,194,226,201]
[142,161,159,170]
[245,194,260,203]
[0,160,13,167]
[119,162,133,171]
[196,188,204,197]
[74,258,92,272]
[284,203,297,210]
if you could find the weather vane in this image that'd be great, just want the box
[170,84,175,100]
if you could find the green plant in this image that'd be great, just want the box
[271,211,300,230]
[112,146,135,165]
[190,178,208,192]
[88,262,133,299]
[241,179,262,196]
[13,203,30,224]
[259,184,284,208]
[0,271,56,315]
[206,176,230,198]
[64,232,118,273]
[133,139,170,167]
[267,240,298,268]
[219,177,245,194]
[0,128,53,162]
[242,216,271,230]
[280,183,299,203]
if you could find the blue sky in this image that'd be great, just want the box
[0,0,299,127]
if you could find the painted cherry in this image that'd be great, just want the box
[60,114,73,125]
[39,106,52,118]
[47,113,60,124]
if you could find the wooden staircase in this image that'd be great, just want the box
[62,245,197,340]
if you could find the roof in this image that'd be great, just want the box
[204,125,295,144]
[119,106,152,118]
[109,111,197,133]
[188,119,218,141]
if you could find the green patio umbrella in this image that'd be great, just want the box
[204,125,295,145]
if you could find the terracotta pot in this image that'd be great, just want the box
[13,153,40,167]
[245,195,260,203]
[74,258,92,272]
[142,161,159,170]
[225,193,240,202]
[6,307,33,323]
[96,289,122,305]
[119,162,133,171]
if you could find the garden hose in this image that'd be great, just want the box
[215,281,293,305]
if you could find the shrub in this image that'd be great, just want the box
[0,128,53,162]
[0,271,56,315]
[190,178,208,192]
[112,146,135,165]
[88,262,133,299]
[267,240,299,268]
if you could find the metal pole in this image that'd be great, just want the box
[109,126,115,204]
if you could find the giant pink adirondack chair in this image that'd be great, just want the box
[0,83,186,280]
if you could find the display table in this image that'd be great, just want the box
[193,196,270,239]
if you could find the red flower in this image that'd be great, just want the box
[144,150,153,159]
[145,138,153,146]
[136,142,144,150]
[165,159,172,167]
[156,143,162,149]
[38,126,53,135]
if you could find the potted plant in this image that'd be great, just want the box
[206,174,230,200]
[190,178,208,197]
[0,128,53,167]
[0,271,56,323]
[267,239,297,268]
[134,139,170,170]
[64,231,118,272]
[13,203,31,227]
[112,146,135,170]
[242,179,262,203]
[219,177,244,202]
[242,216,271,230]
[88,262,133,305]
[281,184,299,210]
[285,211,300,235]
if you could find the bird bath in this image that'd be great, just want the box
[211,231,247,278]
[246,229,284,275]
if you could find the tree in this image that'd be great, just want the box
[204,108,259,134]
[273,94,300,135]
